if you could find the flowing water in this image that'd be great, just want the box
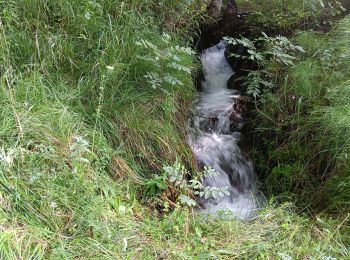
[188,42,260,219]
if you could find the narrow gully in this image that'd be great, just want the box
[188,41,263,219]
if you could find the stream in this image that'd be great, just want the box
[188,41,261,219]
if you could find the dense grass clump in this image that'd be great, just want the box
[237,0,347,31]
[0,0,200,175]
[253,17,350,244]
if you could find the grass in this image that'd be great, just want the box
[0,0,199,175]
[253,14,350,247]
[237,0,347,32]
[0,0,348,258]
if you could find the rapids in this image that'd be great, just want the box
[188,42,260,219]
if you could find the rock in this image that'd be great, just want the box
[197,0,243,50]
[207,0,223,19]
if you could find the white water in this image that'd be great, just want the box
[188,42,260,219]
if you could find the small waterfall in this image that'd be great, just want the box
[188,42,260,219]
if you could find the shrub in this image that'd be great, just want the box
[253,17,350,219]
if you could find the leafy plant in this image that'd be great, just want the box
[241,70,275,98]
[225,33,304,98]
[260,33,305,65]
[162,161,230,207]
[136,34,195,93]
[143,174,168,198]
[70,136,91,163]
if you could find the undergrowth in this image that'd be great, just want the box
[237,0,347,32]
[253,15,350,246]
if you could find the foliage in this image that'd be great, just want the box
[70,136,91,164]
[225,34,304,97]
[1,0,198,176]
[253,17,350,225]
[136,34,195,93]
[0,0,198,258]
[162,161,230,207]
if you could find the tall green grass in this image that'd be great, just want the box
[0,0,197,257]
[0,0,199,176]
[237,0,347,31]
[254,16,350,244]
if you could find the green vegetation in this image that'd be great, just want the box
[253,12,350,247]
[225,33,305,97]
[237,0,346,30]
[0,0,349,258]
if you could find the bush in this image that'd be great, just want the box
[254,17,350,218]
